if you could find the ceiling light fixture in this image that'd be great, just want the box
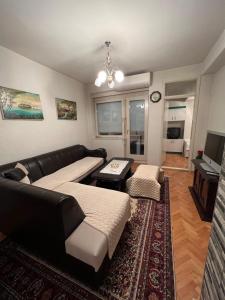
[95,41,124,88]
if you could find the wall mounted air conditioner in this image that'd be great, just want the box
[89,72,152,96]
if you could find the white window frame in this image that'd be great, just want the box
[95,97,124,138]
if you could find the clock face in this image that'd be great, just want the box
[150,91,161,103]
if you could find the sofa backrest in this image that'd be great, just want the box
[0,177,85,253]
[0,144,87,182]
[35,145,87,178]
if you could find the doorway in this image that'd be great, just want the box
[124,95,148,162]
[162,80,197,170]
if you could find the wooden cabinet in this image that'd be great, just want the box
[164,139,184,153]
[191,159,219,221]
[167,107,186,121]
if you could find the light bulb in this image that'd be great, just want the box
[98,70,107,83]
[108,80,115,89]
[115,70,124,83]
[95,78,102,87]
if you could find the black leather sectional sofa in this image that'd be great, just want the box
[0,145,106,258]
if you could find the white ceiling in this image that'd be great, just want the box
[0,0,225,83]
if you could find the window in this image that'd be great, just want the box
[96,101,122,136]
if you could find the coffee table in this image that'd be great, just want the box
[91,157,134,191]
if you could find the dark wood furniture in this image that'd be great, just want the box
[190,159,219,221]
[91,157,134,191]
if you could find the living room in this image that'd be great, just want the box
[0,1,225,300]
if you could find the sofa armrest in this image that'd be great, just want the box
[85,148,107,160]
[0,177,85,252]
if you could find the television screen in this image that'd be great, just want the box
[204,132,225,165]
[167,127,181,139]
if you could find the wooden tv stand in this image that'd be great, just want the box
[191,159,219,221]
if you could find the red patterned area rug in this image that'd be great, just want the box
[0,178,174,300]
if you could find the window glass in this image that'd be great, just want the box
[129,100,145,155]
[96,101,122,135]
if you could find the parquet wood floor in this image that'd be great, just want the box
[165,169,211,300]
[163,153,189,169]
[132,164,211,300]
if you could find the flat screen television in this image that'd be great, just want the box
[203,130,225,173]
[167,127,181,139]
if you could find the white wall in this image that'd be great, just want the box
[192,74,212,157]
[90,138,124,159]
[184,99,194,139]
[207,64,225,132]
[0,46,89,164]
[203,29,225,74]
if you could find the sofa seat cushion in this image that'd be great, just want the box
[32,157,103,190]
[54,182,130,260]
[65,222,107,272]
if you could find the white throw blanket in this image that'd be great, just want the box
[54,182,131,259]
[127,164,161,201]
[100,160,129,175]
[33,157,103,190]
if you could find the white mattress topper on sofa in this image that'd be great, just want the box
[32,156,103,190]
[55,182,131,264]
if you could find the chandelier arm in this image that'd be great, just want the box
[95,41,124,88]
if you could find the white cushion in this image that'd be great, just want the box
[15,162,30,184]
[65,222,107,272]
[127,164,161,201]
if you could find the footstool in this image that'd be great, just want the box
[126,164,163,201]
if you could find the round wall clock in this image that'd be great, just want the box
[150,91,162,103]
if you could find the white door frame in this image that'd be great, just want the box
[162,77,200,170]
[124,94,149,162]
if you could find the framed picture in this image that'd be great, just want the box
[0,86,43,120]
[56,98,77,120]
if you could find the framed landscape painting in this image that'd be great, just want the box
[56,98,77,120]
[0,86,43,120]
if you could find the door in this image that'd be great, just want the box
[162,96,195,170]
[174,107,186,121]
[167,107,186,121]
[125,96,148,161]
[167,109,174,121]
